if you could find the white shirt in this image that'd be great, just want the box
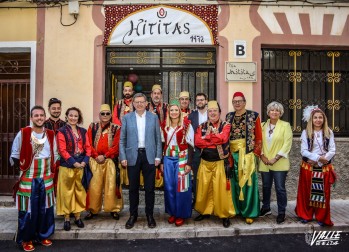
[166,124,195,148]
[136,111,146,148]
[198,110,208,125]
[300,130,336,167]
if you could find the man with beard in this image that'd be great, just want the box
[44,98,66,133]
[147,84,168,125]
[85,104,123,221]
[194,101,235,228]
[112,81,134,126]
[225,92,262,224]
[10,106,58,251]
[188,93,208,206]
[179,91,191,118]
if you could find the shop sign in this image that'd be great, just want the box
[225,62,257,82]
[106,5,215,46]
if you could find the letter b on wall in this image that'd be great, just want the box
[234,40,246,58]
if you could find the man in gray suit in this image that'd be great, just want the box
[119,93,162,229]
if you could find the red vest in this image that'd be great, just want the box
[162,118,191,152]
[19,127,55,172]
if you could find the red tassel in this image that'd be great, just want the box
[85,191,90,210]
[226,179,230,191]
[115,187,121,199]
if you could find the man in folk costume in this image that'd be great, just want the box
[112,81,134,186]
[10,105,58,251]
[225,92,262,224]
[85,104,123,220]
[112,81,134,126]
[44,98,66,196]
[194,101,235,228]
[44,98,66,133]
[147,84,168,125]
[147,84,168,188]
[178,91,191,118]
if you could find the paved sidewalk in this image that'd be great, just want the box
[0,196,348,241]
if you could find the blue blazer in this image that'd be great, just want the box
[119,111,162,166]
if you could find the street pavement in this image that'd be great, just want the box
[0,192,348,241]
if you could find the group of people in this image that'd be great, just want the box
[10,81,337,251]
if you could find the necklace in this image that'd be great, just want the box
[31,130,47,156]
[269,123,276,137]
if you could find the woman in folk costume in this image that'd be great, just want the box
[259,102,293,224]
[56,107,92,231]
[160,99,194,227]
[295,106,336,226]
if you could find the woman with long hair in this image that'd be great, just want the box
[295,106,336,226]
[161,99,194,227]
[56,107,91,231]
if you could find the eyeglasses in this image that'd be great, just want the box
[196,98,206,102]
[232,100,245,105]
[179,98,190,101]
[134,101,146,104]
[100,112,111,116]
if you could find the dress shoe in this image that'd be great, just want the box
[84,211,96,220]
[41,239,52,247]
[22,241,35,252]
[175,218,184,227]
[260,208,271,217]
[146,215,156,228]
[168,216,176,224]
[74,218,85,228]
[125,215,138,229]
[63,221,71,231]
[276,214,285,224]
[222,218,230,228]
[194,214,210,221]
[111,212,120,220]
[245,218,254,224]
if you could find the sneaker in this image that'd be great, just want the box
[41,239,52,247]
[276,214,285,224]
[260,208,271,217]
[300,218,309,224]
[22,241,35,252]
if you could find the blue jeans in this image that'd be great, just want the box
[261,171,288,214]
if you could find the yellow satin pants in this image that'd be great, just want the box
[88,158,123,214]
[56,166,86,216]
[195,159,236,218]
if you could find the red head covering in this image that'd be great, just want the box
[233,92,245,100]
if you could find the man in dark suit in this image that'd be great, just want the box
[119,93,162,229]
[188,93,208,206]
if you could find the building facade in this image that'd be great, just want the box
[0,0,348,197]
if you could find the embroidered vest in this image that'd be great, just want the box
[116,99,133,121]
[19,127,55,172]
[90,122,120,149]
[58,125,87,166]
[162,118,191,153]
[226,110,259,154]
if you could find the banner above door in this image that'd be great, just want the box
[104,5,218,46]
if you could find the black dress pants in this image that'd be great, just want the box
[127,149,155,216]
